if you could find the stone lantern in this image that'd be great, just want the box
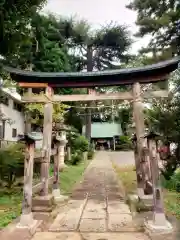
[54,123,69,169]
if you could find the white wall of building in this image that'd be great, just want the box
[0,92,25,142]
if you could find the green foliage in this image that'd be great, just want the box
[0,143,24,188]
[87,150,94,160]
[118,107,132,135]
[57,18,133,70]
[116,135,133,151]
[162,169,180,193]
[59,158,88,195]
[65,108,83,133]
[127,0,180,56]
[24,92,68,127]
[0,193,22,228]
[119,135,131,145]
[0,0,46,59]
[73,135,89,153]
[87,143,95,159]
[144,70,180,178]
[71,150,83,165]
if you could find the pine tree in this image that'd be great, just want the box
[127,0,180,56]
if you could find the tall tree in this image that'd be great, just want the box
[60,19,133,70]
[59,19,133,140]
[126,0,180,56]
[0,0,46,60]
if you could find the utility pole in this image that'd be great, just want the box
[85,45,93,142]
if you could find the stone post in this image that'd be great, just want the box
[17,133,42,229]
[67,146,71,161]
[59,129,67,169]
[144,132,173,236]
[52,135,68,202]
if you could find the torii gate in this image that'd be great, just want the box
[4,57,180,234]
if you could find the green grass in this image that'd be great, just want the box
[0,160,89,229]
[113,164,137,195]
[0,193,22,228]
[60,160,89,195]
[164,189,180,219]
[113,164,180,219]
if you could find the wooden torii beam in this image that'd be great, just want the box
[21,90,169,103]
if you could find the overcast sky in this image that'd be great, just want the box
[43,0,150,54]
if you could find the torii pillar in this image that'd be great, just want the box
[132,82,146,197]
[32,86,54,212]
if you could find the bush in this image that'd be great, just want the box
[73,135,89,152]
[71,150,83,165]
[88,143,95,159]
[0,143,24,188]
[88,150,94,159]
[119,135,131,144]
[116,136,133,151]
[162,169,180,192]
[116,143,133,151]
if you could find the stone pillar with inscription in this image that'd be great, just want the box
[144,132,173,237]
[59,126,68,170]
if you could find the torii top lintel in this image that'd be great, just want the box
[4,57,180,88]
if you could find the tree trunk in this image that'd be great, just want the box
[85,45,93,142]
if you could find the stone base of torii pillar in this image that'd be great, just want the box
[144,133,174,238]
[144,219,173,239]
[52,189,68,203]
[32,194,54,212]
[17,213,42,234]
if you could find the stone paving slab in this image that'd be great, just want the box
[32,232,150,240]
[108,213,134,231]
[32,232,81,240]
[81,232,150,240]
[49,199,87,232]
[82,209,106,219]
[49,152,137,233]
[79,219,106,232]
[108,201,131,214]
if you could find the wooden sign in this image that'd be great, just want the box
[19,82,48,88]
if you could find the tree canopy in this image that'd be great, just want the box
[127,0,180,57]
[0,0,46,58]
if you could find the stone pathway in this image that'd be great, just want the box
[31,151,150,239]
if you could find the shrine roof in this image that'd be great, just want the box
[4,57,180,87]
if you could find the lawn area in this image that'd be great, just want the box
[113,164,137,195]
[0,160,89,229]
[0,193,22,228]
[113,164,180,219]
